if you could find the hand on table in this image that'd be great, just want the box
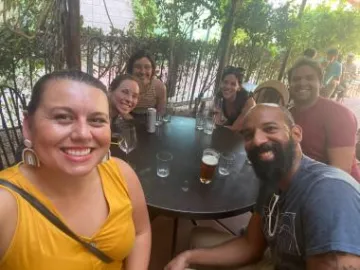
[164,252,190,270]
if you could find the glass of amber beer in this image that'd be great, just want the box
[200,148,220,184]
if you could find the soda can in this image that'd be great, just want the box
[147,108,156,133]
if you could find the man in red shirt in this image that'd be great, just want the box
[289,57,360,181]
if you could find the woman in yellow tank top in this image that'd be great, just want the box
[0,71,151,270]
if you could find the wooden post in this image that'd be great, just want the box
[64,0,81,70]
[189,50,203,110]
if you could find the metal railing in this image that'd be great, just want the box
[0,86,27,169]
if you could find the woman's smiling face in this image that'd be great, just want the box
[221,74,240,100]
[111,79,140,116]
[23,79,111,177]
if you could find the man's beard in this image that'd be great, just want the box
[248,138,296,215]
[247,138,296,186]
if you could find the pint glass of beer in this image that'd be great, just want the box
[200,148,220,184]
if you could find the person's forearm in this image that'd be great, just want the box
[231,115,245,131]
[125,230,151,270]
[184,237,262,268]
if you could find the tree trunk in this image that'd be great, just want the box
[64,0,81,70]
[214,0,242,93]
[167,0,179,98]
[189,50,203,110]
[167,37,178,98]
[277,0,307,81]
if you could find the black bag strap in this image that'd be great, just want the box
[0,178,114,264]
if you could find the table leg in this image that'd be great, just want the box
[214,219,236,236]
[171,218,179,257]
[190,219,198,226]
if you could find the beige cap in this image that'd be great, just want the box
[253,80,289,106]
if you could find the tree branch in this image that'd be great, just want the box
[103,0,114,29]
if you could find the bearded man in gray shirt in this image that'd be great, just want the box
[165,104,360,270]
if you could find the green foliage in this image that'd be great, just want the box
[235,0,273,45]
[131,0,158,37]
[292,4,360,53]
[0,0,59,93]
[131,0,227,39]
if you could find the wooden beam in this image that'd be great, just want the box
[64,0,81,70]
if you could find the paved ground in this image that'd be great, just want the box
[150,213,251,270]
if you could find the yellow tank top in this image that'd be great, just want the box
[0,159,135,270]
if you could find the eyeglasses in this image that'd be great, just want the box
[267,193,280,237]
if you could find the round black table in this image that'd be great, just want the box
[111,116,259,219]
[111,116,259,255]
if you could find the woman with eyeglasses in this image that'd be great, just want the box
[215,67,256,130]
[126,50,167,116]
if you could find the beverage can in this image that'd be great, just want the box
[147,108,156,133]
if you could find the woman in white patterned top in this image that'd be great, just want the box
[126,50,167,115]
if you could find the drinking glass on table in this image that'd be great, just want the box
[118,125,137,161]
[196,112,205,130]
[203,116,215,135]
[156,151,173,178]
[200,148,220,184]
[155,111,163,126]
[163,103,174,123]
[218,152,235,176]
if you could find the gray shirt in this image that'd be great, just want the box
[255,156,360,270]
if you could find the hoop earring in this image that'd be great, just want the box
[22,139,40,167]
[102,150,111,163]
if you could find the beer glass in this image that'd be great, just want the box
[200,148,220,184]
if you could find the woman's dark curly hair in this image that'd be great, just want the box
[126,50,156,78]
[221,66,245,85]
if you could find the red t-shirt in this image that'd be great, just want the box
[291,97,360,181]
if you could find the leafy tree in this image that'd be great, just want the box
[131,0,158,37]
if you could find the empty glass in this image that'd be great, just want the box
[203,116,215,135]
[156,151,173,178]
[196,112,204,130]
[155,113,163,126]
[118,124,137,161]
[218,153,235,176]
[163,103,174,123]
